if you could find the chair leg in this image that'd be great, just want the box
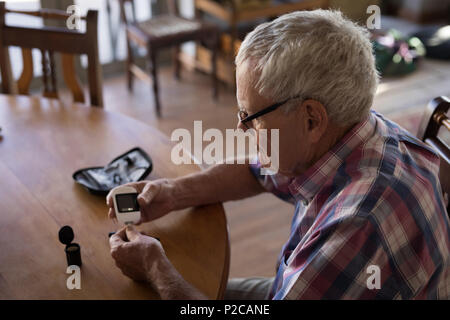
[149,49,161,117]
[126,42,134,92]
[173,45,181,80]
[127,69,134,92]
[210,34,219,100]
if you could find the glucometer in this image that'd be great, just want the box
[111,186,141,225]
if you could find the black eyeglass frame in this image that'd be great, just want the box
[238,95,301,128]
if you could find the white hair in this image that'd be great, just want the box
[236,9,379,126]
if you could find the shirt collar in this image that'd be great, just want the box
[288,112,377,203]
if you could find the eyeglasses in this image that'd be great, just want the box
[237,96,301,129]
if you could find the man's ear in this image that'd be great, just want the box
[302,99,328,142]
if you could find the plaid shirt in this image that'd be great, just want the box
[250,111,450,299]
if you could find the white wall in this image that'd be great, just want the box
[5,0,42,78]
[179,0,196,56]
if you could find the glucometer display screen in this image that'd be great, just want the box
[116,193,139,213]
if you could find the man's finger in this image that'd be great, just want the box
[138,182,158,207]
[106,193,113,208]
[106,192,113,207]
[109,234,125,249]
[108,208,118,224]
[125,225,141,242]
[123,181,146,193]
[109,227,127,248]
[108,208,116,219]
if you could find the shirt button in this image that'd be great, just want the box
[302,200,309,206]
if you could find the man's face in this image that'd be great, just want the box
[236,60,316,177]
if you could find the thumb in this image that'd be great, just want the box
[137,183,159,208]
[109,228,126,249]
[125,225,141,242]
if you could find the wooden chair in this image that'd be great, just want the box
[417,96,450,214]
[119,0,219,117]
[0,3,103,107]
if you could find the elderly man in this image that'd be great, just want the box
[107,10,449,299]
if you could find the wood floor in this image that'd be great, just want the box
[99,58,450,278]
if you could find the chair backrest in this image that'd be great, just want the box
[417,96,450,214]
[0,3,103,107]
[119,0,179,26]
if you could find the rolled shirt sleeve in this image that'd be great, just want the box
[249,161,296,204]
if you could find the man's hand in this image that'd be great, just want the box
[109,226,165,282]
[109,226,208,300]
[107,179,176,224]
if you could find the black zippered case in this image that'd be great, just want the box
[72,147,153,196]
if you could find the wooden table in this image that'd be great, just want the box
[0,94,229,299]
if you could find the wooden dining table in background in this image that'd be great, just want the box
[0,94,229,299]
